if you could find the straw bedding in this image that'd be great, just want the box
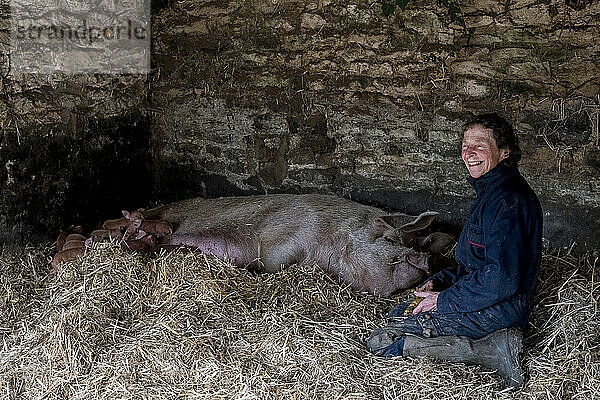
[0,243,598,399]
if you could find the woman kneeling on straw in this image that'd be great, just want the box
[367,113,543,389]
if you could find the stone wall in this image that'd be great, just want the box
[1,0,599,251]
[151,0,600,250]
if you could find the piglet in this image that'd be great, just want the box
[56,225,83,251]
[121,232,156,252]
[140,219,172,237]
[89,228,124,242]
[50,247,86,273]
[65,233,87,242]
[102,210,144,240]
[62,239,87,251]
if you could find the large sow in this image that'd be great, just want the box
[143,194,453,296]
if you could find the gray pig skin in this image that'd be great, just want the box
[144,194,449,296]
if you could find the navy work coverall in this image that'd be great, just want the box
[381,161,543,355]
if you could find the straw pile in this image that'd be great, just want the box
[0,243,598,399]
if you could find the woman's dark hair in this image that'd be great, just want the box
[463,113,522,167]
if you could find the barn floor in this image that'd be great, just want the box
[0,244,598,399]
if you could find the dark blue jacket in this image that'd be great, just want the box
[432,161,543,329]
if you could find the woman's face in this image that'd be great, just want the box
[461,124,509,178]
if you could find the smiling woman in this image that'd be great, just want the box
[461,114,522,178]
[461,125,509,178]
[367,113,543,390]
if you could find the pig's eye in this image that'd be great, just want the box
[389,255,405,266]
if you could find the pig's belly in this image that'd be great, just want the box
[161,235,259,267]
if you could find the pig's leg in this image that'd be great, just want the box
[255,237,307,273]
[160,232,260,268]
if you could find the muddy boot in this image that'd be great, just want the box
[366,326,406,356]
[403,328,525,389]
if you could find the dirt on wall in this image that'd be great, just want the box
[0,51,151,244]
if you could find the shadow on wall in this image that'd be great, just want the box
[0,113,152,246]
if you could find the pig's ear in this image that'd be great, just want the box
[398,211,438,233]
[373,218,400,242]
[122,210,130,219]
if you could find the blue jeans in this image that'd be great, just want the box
[370,301,505,356]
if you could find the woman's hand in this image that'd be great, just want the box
[412,290,439,314]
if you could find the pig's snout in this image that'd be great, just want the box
[403,252,431,273]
